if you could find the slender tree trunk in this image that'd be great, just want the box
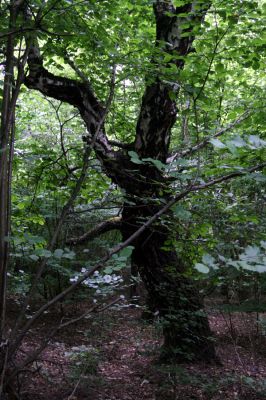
[0,5,16,342]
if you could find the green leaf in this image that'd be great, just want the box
[248,135,266,149]
[128,151,143,165]
[245,245,260,259]
[215,63,225,74]
[261,241,266,250]
[255,265,266,273]
[195,263,210,274]
[119,246,134,258]
[173,0,186,6]
[54,249,64,259]
[238,260,255,271]
[17,202,26,210]
[142,157,165,171]
[172,205,191,221]
[209,138,226,149]
[202,253,215,266]
[228,260,240,268]
[229,135,246,148]
[38,249,52,258]
[104,267,113,274]
[62,250,75,260]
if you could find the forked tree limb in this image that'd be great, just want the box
[24,1,212,189]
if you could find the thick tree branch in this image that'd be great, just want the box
[23,2,212,192]
[66,216,122,245]
[134,0,212,161]
[24,39,115,161]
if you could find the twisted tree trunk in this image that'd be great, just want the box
[121,197,216,361]
[23,0,217,362]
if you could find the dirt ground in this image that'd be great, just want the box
[7,300,266,400]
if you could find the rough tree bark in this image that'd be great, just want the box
[24,0,217,362]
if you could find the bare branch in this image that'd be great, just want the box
[66,216,122,245]
[0,26,76,40]
[63,52,91,87]
[167,110,251,163]
[9,162,265,357]
[191,163,266,191]
[7,297,123,387]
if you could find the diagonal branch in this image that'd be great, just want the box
[191,163,266,191]
[66,216,122,245]
[167,110,251,162]
[8,161,265,357]
[6,297,122,387]
[63,52,91,87]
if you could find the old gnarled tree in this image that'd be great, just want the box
[25,0,217,362]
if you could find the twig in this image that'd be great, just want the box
[7,298,122,384]
[11,145,91,340]
[9,62,120,358]
[63,53,91,87]
[67,376,82,400]
[167,110,251,163]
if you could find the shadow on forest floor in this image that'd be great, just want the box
[8,299,266,400]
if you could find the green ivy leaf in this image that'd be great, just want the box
[38,249,52,258]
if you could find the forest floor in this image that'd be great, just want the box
[8,299,266,400]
